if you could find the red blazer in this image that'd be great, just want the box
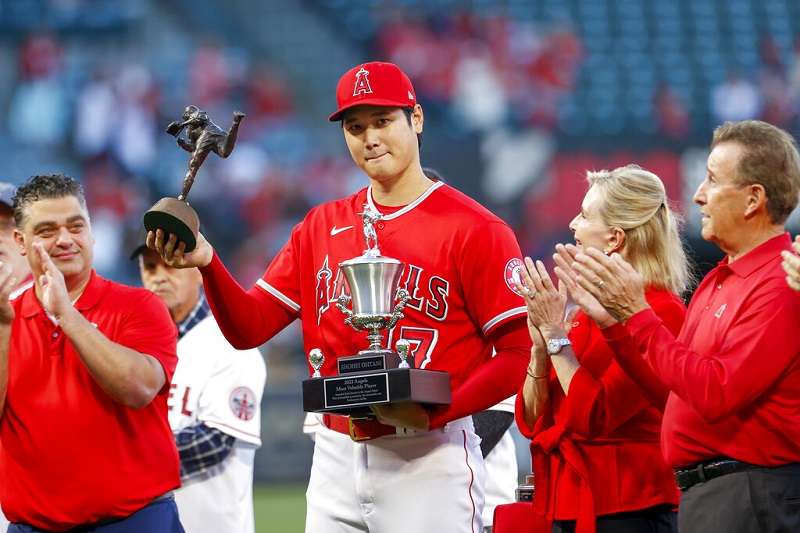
[514,288,685,533]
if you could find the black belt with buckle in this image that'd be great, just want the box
[674,458,758,491]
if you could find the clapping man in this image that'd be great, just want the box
[569,120,800,533]
[0,174,182,532]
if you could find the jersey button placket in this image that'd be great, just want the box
[49,327,63,354]
[705,269,727,311]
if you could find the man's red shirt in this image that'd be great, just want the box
[623,233,800,467]
[1,272,180,531]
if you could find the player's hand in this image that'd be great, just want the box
[371,402,430,431]
[780,235,800,292]
[571,248,649,323]
[0,261,18,325]
[515,257,568,340]
[146,229,213,269]
[553,244,616,329]
[34,243,74,320]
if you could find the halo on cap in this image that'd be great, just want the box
[329,61,417,122]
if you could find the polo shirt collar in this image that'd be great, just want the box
[21,270,103,318]
[723,232,790,278]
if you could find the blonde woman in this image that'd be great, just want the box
[514,165,690,533]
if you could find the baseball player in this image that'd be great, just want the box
[134,244,266,533]
[149,61,530,532]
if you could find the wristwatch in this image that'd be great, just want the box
[546,337,571,355]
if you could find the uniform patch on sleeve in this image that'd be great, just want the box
[504,258,525,296]
[229,387,257,421]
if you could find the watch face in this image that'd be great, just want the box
[547,338,569,354]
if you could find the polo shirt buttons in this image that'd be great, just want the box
[51,331,58,339]
[717,284,723,289]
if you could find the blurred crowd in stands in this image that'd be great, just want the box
[2,4,800,383]
[5,31,361,288]
[375,11,584,132]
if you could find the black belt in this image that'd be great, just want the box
[674,458,757,491]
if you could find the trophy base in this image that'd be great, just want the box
[143,197,199,253]
[302,368,451,416]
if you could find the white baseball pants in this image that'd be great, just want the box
[305,417,485,533]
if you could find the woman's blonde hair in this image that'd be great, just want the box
[587,164,693,295]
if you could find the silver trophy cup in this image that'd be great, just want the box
[334,203,410,352]
[336,255,410,352]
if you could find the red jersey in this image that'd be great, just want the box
[1,272,180,531]
[516,289,685,531]
[624,233,800,468]
[258,182,527,390]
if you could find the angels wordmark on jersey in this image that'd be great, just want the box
[262,181,527,380]
[315,255,452,324]
[314,255,457,369]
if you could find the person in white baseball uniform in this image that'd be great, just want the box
[0,182,33,533]
[134,244,266,533]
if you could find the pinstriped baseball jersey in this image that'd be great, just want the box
[168,315,265,533]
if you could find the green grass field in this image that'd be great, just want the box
[254,484,307,533]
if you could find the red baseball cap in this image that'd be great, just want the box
[328,61,417,122]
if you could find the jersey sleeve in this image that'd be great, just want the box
[256,221,303,314]
[117,291,179,385]
[459,221,527,335]
[195,330,266,446]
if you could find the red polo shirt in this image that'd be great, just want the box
[1,271,181,531]
[622,233,800,468]
[516,289,684,532]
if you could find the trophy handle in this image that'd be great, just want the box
[336,294,356,328]
[387,288,410,330]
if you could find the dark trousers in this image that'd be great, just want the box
[552,505,676,533]
[8,495,184,533]
[679,463,800,533]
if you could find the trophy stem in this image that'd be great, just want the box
[367,327,384,352]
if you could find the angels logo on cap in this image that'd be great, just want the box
[329,61,417,121]
[353,67,373,96]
